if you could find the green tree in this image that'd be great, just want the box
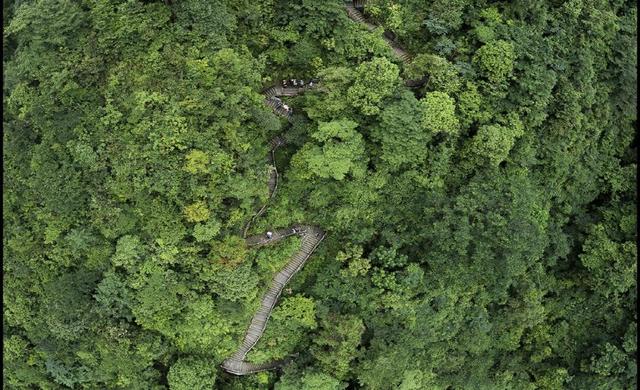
[276,371,346,390]
[183,201,210,223]
[420,91,459,135]
[346,57,399,115]
[291,119,367,180]
[404,54,461,94]
[468,118,525,167]
[183,149,210,175]
[167,356,217,390]
[311,315,364,380]
[473,40,516,85]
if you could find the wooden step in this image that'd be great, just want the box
[263,87,278,98]
[229,229,325,374]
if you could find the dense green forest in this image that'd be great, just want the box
[3,0,637,388]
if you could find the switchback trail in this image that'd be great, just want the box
[221,0,413,375]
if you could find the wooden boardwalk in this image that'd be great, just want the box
[242,149,280,238]
[225,82,325,375]
[222,0,421,376]
[344,2,412,64]
[343,1,425,87]
[345,3,378,32]
[221,225,325,374]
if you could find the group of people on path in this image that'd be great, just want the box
[282,78,316,88]
[271,78,319,116]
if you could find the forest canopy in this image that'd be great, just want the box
[3,0,637,389]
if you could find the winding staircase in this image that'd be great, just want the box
[221,0,416,375]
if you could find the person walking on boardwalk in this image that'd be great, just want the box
[266,231,273,240]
